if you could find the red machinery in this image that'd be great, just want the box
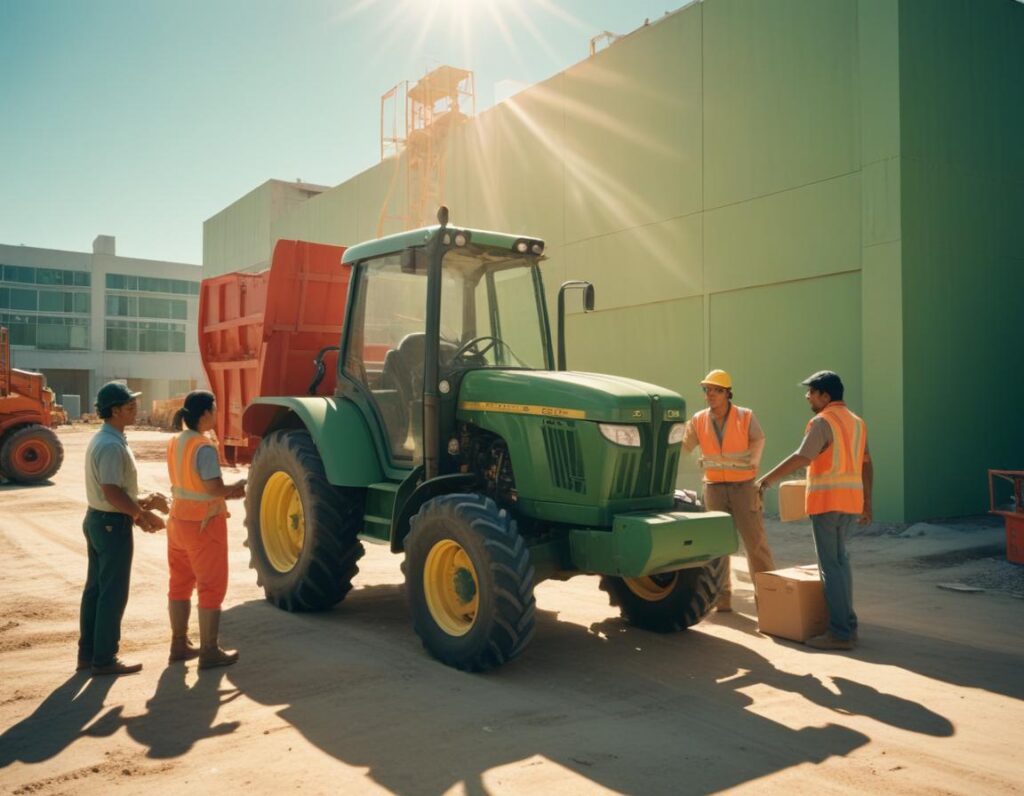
[199,240,353,465]
[0,327,64,483]
[988,469,1024,565]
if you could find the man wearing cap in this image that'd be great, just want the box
[757,370,873,651]
[681,369,776,612]
[78,382,168,676]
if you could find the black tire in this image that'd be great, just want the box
[0,424,64,483]
[244,429,364,612]
[404,493,536,672]
[599,556,728,632]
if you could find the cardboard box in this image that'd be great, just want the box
[754,565,827,642]
[779,479,808,522]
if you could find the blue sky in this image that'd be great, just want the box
[0,0,684,264]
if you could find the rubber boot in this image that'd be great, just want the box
[168,599,200,663]
[198,607,238,670]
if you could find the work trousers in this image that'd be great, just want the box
[703,480,776,601]
[167,513,229,610]
[79,509,134,667]
[810,511,859,641]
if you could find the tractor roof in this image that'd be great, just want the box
[341,225,544,265]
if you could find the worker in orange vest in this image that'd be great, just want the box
[166,390,246,669]
[681,369,776,612]
[757,370,873,651]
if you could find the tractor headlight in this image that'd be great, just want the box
[667,422,686,445]
[599,423,641,447]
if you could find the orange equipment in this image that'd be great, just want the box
[988,469,1024,565]
[0,326,64,483]
[198,240,355,465]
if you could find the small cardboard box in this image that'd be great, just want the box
[754,565,827,642]
[778,479,808,522]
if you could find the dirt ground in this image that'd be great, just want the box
[1,427,1022,795]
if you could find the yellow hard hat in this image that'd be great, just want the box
[700,369,732,389]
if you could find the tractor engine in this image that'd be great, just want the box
[459,424,516,509]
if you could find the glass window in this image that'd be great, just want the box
[8,319,36,345]
[9,288,37,311]
[170,330,185,352]
[106,273,126,289]
[38,290,65,312]
[73,271,91,287]
[73,292,90,313]
[346,254,428,463]
[440,251,548,370]
[35,269,62,285]
[139,326,170,352]
[0,287,7,307]
[106,325,135,351]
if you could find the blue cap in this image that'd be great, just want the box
[800,370,843,397]
[95,381,141,412]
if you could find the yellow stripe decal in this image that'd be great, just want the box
[459,401,587,420]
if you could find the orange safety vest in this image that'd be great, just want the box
[167,430,227,525]
[805,402,867,516]
[692,405,757,483]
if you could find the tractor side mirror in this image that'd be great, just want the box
[557,280,596,371]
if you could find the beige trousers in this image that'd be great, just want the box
[703,480,776,601]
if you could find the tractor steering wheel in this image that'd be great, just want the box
[452,335,501,362]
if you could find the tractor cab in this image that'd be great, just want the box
[338,213,552,478]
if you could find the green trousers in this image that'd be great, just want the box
[78,509,134,667]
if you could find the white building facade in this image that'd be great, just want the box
[0,235,204,416]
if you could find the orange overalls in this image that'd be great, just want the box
[166,430,229,610]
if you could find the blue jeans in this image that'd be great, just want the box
[810,511,858,641]
[79,510,134,666]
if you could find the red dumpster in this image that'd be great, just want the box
[199,240,350,465]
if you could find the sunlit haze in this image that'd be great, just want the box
[0,0,683,264]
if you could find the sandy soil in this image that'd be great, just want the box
[1,427,1021,795]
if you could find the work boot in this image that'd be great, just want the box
[76,658,91,672]
[805,632,855,651]
[91,658,143,676]
[715,596,733,613]
[197,607,238,670]
[168,599,200,663]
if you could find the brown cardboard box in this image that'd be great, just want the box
[779,479,808,522]
[754,565,827,642]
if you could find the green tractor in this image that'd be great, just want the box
[242,209,737,671]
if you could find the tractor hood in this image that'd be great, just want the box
[455,369,685,425]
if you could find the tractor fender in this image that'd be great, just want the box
[390,472,478,553]
[243,396,383,487]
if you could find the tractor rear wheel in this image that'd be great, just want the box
[599,556,728,633]
[404,493,535,671]
[244,429,364,612]
[0,424,64,483]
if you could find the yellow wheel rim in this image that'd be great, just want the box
[423,539,479,636]
[623,572,679,602]
[260,471,305,573]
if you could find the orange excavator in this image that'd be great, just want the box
[0,327,64,483]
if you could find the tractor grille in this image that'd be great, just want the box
[610,452,642,498]
[659,446,680,495]
[542,420,586,493]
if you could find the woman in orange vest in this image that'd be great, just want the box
[757,371,873,651]
[681,369,776,612]
[166,390,246,668]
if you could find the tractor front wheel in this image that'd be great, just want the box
[0,424,64,483]
[404,494,535,671]
[244,429,364,612]
[600,556,728,632]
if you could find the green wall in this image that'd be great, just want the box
[205,0,1023,521]
[898,0,1024,518]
